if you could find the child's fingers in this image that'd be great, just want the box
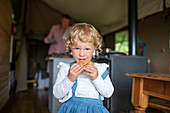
[68,63,84,82]
[84,65,96,72]
[84,65,98,80]
[84,70,98,80]
[70,63,82,70]
[70,63,80,69]
[70,63,83,74]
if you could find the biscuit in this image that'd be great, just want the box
[77,60,93,66]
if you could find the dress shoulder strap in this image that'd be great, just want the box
[101,69,109,80]
[69,62,75,67]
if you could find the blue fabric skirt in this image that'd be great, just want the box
[58,96,109,113]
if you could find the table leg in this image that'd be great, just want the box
[131,77,149,113]
[134,107,146,113]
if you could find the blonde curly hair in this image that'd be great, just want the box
[66,23,102,52]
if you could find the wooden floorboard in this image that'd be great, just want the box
[0,88,50,113]
[0,87,165,113]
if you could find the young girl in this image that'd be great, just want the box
[53,23,114,113]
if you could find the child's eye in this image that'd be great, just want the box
[74,48,80,50]
[85,48,90,50]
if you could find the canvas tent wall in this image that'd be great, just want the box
[0,0,13,110]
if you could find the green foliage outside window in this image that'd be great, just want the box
[115,30,129,54]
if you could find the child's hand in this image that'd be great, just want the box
[68,63,84,82]
[84,65,98,80]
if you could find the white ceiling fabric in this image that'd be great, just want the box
[42,0,164,35]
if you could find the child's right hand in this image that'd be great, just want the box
[68,63,84,82]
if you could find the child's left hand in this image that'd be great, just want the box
[83,65,98,80]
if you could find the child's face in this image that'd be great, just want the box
[71,41,96,62]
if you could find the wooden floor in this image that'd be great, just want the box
[0,87,164,113]
[0,87,50,113]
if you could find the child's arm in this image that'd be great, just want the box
[84,64,114,98]
[53,63,83,99]
[92,75,114,98]
[53,66,74,99]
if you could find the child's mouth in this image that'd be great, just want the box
[78,59,86,62]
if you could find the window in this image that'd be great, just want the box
[115,30,129,54]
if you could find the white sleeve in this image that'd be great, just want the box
[92,75,114,98]
[53,63,75,99]
[92,63,114,98]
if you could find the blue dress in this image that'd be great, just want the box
[58,63,110,113]
[58,79,109,113]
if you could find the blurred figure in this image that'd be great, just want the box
[44,14,71,55]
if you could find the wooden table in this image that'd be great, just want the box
[125,73,170,113]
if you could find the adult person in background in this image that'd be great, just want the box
[44,14,71,55]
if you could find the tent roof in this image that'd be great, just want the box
[42,0,164,35]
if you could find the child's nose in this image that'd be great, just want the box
[79,50,85,56]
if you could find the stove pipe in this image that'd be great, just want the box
[128,0,138,55]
